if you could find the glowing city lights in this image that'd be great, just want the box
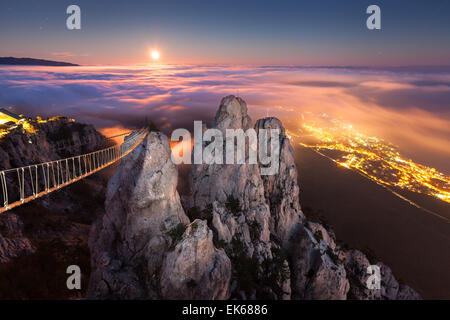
[291,116,450,205]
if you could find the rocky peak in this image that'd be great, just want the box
[87,131,230,299]
[213,95,251,134]
[190,96,294,299]
[255,117,304,248]
[87,131,190,299]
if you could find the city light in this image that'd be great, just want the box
[289,116,450,205]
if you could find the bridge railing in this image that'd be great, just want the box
[0,129,147,213]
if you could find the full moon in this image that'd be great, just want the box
[151,50,160,61]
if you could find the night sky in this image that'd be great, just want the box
[1,0,449,65]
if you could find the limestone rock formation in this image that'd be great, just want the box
[344,249,421,300]
[87,95,421,300]
[88,131,231,299]
[213,95,251,134]
[160,219,231,299]
[255,117,304,248]
[289,222,349,300]
[190,96,292,299]
[87,131,189,298]
[188,95,420,300]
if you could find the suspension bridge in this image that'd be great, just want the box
[0,129,148,213]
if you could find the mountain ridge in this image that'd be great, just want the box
[0,57,79,66]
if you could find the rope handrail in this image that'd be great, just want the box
[36,130,134,153]
[0,128,148,213]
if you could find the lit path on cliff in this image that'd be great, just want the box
[0,129,148,213]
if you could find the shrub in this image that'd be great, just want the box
[202,203,213,221]
[186,279,197,288]
[305,269,315,279]
[313,230,323,243]
[187,206,201,220]
[248,220,261,242]
[215,239,227,249]
[228,237,290,299]
[360,246,378,264]
[166,223,186,247]
[230,238,260,296]
[270,247,290,281]
[326,247,340,265]
[259,247,290,298]
[270,233,281,245]
[225,195,240,216]
[149,122,160,132]
[187,204,213,222]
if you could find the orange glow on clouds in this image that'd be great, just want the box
[99,125,130,145]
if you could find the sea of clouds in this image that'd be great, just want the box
[0,64,449,172]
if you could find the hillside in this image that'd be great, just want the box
[0,118,107,299]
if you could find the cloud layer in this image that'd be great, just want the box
[0,64,449,172]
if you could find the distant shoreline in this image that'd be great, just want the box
[0,57,79,66]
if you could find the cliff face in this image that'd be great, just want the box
[160,219,231,300]
[190,97,293,299]
[0,214,34,264]
[255,117,304,248]
[88,96,421,300]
